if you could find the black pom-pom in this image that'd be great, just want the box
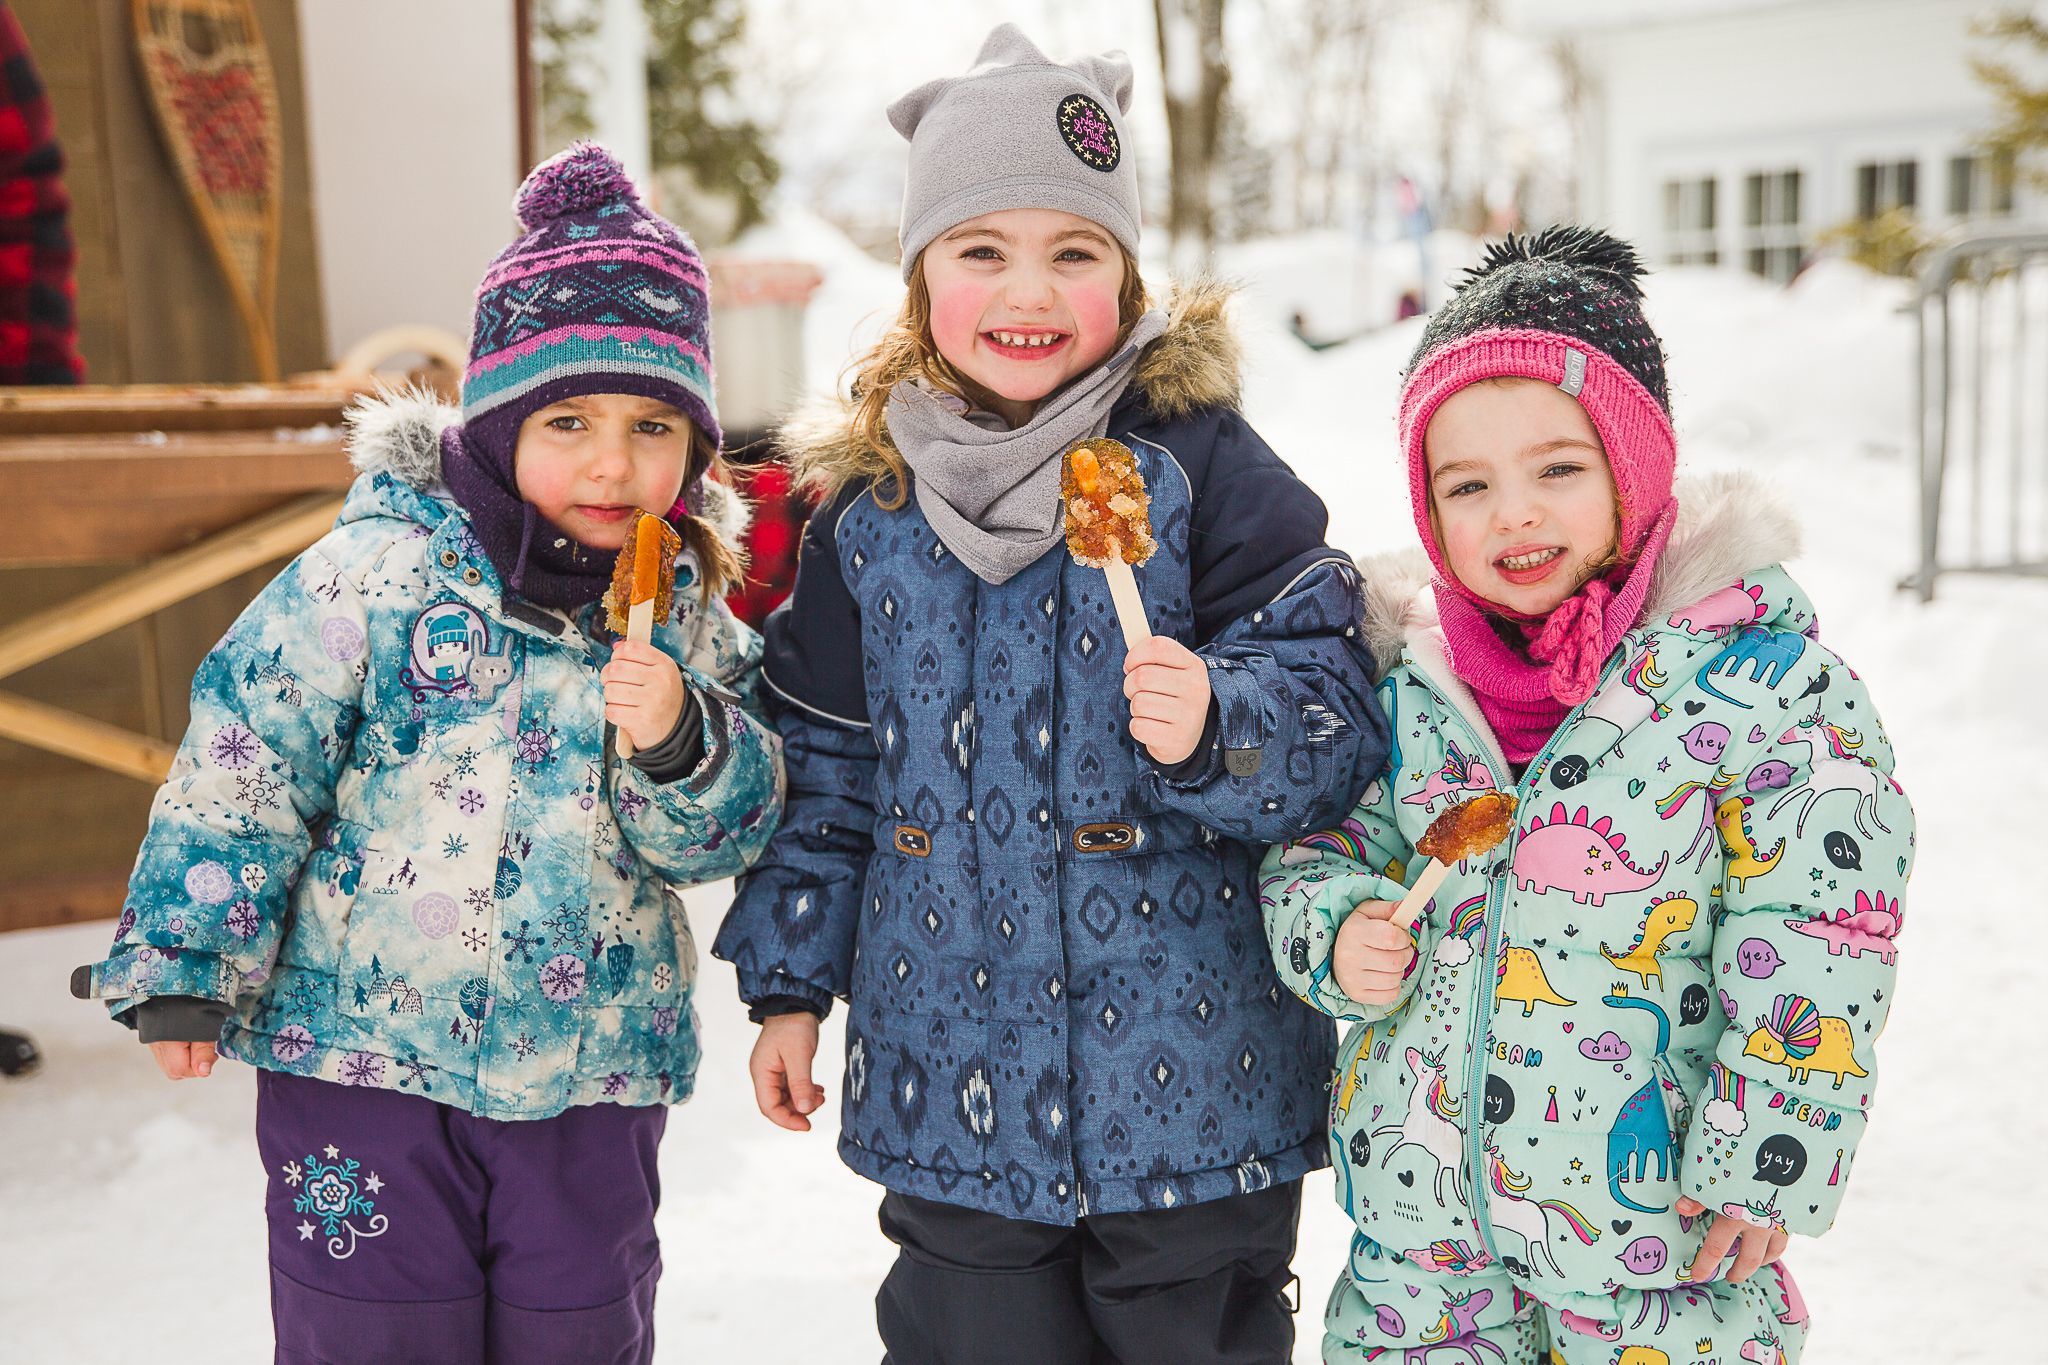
[1455,224,1648,300]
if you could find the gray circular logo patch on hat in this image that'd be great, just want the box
[1057,93,1120,171]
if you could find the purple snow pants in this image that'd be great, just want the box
[255,1069,666,1365]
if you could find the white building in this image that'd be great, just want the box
[1508,0,2033,282]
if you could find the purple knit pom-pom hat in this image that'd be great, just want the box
[460,142,720,514]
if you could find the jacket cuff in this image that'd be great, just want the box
[72,946,240,1011]
[626,688,707,783]
[738,970,834,1021]
[134,996,232,1044]
[748,994,826,1024]
[1678,1081,1865,1239]
[1143,697,1222,787]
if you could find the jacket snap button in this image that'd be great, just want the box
[461,567,483,585]
[439,549,459,568]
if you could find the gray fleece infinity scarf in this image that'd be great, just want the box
[885,309,1168,584]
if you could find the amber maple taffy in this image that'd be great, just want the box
[1390,791,1520,930]
[603,512,682,761]
[1061,440,1156,647]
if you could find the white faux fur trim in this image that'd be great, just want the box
[1353,468,1803,672]
[344,384,454,488]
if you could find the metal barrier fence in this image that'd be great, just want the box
[1907,226,2048,601]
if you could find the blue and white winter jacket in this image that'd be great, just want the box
[75,394,785,1120]
[712,284,1389,1223]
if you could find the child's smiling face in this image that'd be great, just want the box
[1424,378,1621,616]
[920,207,1126,427]
[513,394,693,549]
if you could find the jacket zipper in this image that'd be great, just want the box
[1410,649,1616,1266]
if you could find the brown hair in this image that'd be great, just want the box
[682,424,746,601]
[844,243,1153,511]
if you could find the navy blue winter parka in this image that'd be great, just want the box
[712,284,1389,1223]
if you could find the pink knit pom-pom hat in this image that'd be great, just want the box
[1396,226,1678,599]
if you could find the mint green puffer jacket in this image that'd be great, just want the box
[1261,473,1913,1320]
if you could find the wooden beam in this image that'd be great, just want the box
[0,430,352,564]
[0,381,358,434]
[0,872,131,932]
[0,492,343,681]
[0,690,177,783]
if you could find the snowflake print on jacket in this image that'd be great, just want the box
[74,392,786,1120]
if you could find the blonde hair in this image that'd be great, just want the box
[844,243,1154,511]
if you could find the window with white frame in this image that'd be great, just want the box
[1948,150,2016,218]
[1855,159,1918,219]
[1662,176,1718,265]
[1743,168,1804,284]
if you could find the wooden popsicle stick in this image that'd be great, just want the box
[1103,558,1151,646]
[1389,857,1451,930]
[617,596,656,761]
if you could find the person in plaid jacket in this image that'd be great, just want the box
[0,0,83,385]
[0,0,75,1080]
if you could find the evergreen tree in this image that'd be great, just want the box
[643,0,780,232]
[1972,10,2048,189]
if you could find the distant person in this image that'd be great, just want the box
[1396,287,1424,321]
[0,0,84,384]
[72,144,784,1363]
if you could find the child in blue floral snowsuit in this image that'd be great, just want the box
[70,144,783,1365]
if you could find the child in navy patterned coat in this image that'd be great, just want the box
[710,26,1387,1363]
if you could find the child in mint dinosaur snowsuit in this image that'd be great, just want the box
[1261,228,1913,1362]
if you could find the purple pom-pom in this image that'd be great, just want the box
[514,141,641,228]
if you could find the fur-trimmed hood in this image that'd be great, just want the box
[340,385,751,543]
[778,276,1244,498]
[1355,468,1804,676]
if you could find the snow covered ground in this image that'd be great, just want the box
[2,252,2036,1361]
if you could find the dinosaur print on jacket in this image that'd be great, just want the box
[1260,473,1913,1346]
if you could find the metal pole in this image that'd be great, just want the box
[2012,251,2026,564]
[1970,251,1988,568]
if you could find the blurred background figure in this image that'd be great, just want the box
[0,0,82,1080]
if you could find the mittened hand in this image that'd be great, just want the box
[1121,635,1212,766]
[1332,899,1417,1005]
[1676,1195,1789,1284]
[602,639,686,752]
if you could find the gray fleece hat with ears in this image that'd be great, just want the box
[888,23,1140,282]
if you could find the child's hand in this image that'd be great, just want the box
[148,1041,217,1081]
[602,639,687,752]
[1332,899,1417,1005]
[1676,1196,1789,1283]
[749,1011,825,1132]
[1121,636,1212,766]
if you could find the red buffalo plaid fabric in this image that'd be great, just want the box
[725,457,811,629]
[1,2,84,385]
